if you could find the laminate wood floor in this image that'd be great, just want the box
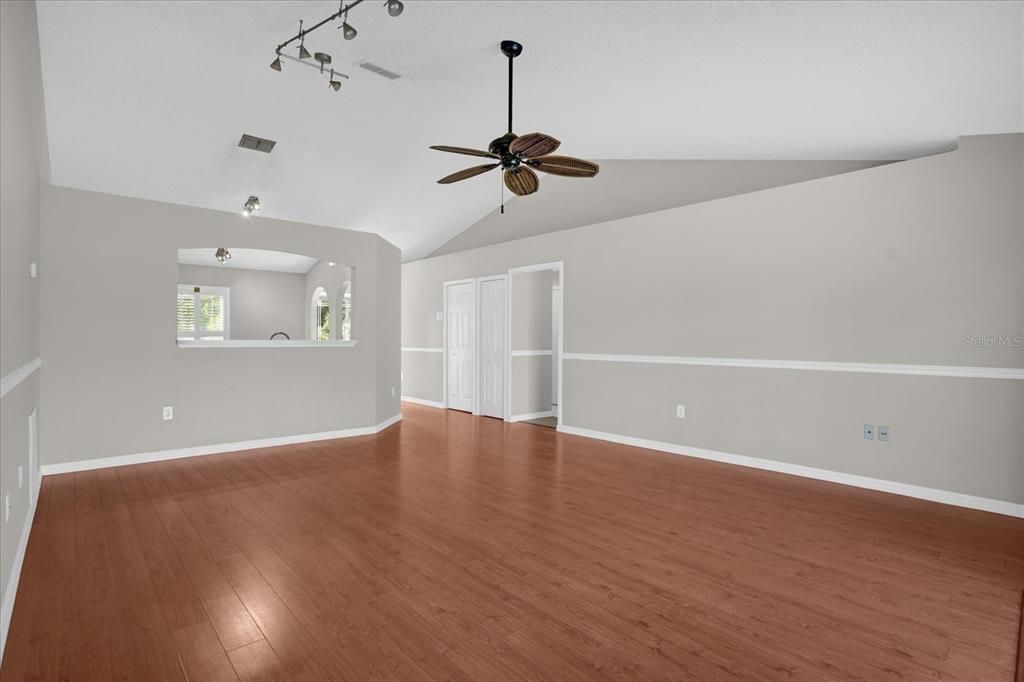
[2,403,1022,681]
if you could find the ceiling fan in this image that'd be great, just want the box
[430,40,599,200]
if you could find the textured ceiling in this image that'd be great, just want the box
[35,1,1024,261]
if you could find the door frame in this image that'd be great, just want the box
[476,273,508,419]
[505,261,564,423]
[441,278,476,412]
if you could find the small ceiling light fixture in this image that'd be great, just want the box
[386,0,404,17]
[215,247,232,264]
[270,53,282,71]
[315,51,332,73]
[328,69,342,92]
[341,17,358,40]
[297,20,311,59]
[242,195,261,216]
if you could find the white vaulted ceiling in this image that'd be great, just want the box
[35,1,1023,260]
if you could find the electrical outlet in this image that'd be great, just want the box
[878,426,890,442]
[676,404,686,419]
[435,312,443,321]
[863,424,875,440]
[4,494,10,523]
[18,466,23,489]
[162,406,174,421]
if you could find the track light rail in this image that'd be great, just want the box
[278,52,351,79]
[274,0,367,56]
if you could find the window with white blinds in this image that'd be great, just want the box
[177,284,230,340]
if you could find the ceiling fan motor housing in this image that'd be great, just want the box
[489,132,520,167]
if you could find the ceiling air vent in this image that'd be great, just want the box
[358,61,402,80]
[238,134,277,154]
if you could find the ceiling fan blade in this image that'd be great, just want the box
[529,155,600,178]
[509,132,561,158]
[430,145,498,159]
[504,167,539,196]
[437,163,500,184]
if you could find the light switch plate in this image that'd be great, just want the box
[676,404,686,419]
[435,312,444,321]
[162,406,174,421]
[863,424,875,440]
[878,426,890,442]
[29,262,38,278]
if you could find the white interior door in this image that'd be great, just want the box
[478,277,506,419]
[445,281,475,412]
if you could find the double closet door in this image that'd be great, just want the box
[444,277,505,418]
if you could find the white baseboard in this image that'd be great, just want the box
[401,396,444,409]
[557,424,1024,518]
[0,471,42,661]
[40,414,403,476]
[510,410,555,422]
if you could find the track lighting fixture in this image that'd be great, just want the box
[242,195,261,217]
[314,52,332,73]
[297,20,311,59]
[215,247,232,264]
[269,0,405,94]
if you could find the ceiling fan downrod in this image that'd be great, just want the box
[501,40,523,135]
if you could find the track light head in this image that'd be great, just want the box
[297,19,310,58]
[242,195,261,216]
[329,69,342,91]
[270,55,282,71]
[386,0,404,17]
[342,21,357,40]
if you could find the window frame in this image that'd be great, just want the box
[177,283,231,341]
[311,286,330,342]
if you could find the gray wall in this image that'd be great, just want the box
[177,264,306,341]
[40,187,401,466]
[511,270,553,351]
[511,270,554,416]
[402,134,1023,504]
[431,159,886,257]
[512,356,553,416]
[0,0,48,638]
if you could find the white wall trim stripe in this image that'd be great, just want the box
[511,350,553,357]
[0,470,42,660]
[510,410,555,422]
[563,352,1024,380]
[40,414,402,476]
[179,340,357,349]
[401,347,443,353]
[0,357,41,399]
[401,396,444,408]
[557,424,1023,518]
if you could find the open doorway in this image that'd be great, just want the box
[507,262,563,428]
